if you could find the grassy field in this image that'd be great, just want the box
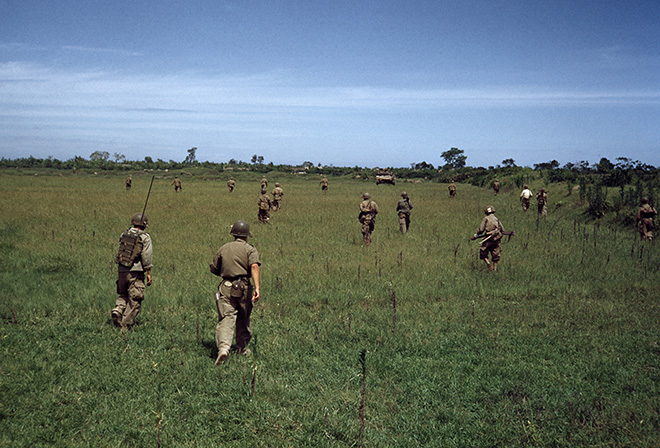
[1,170,658,447]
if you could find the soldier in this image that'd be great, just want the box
[125,175,132,190]
[209,220,261,365]
[396,191,413,234]
[358,193,379,246]
[520,185,533,211]
[257,188,271,223]
[111,213,153,331]
[636,197,657,240]
[536,188,548,218]
[227,177,236,193]
[448,181,457,198]
[260,176,268,190]
[492,179,501,195]
[320,176,329,193]
[472,206,504,272]
[271,182,284,211]
[171,176,182,192]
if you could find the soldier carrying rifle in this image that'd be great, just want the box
[471,205,513,272]
[358,192,379,246]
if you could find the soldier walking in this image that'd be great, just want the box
[396,191,413,234]
[227,177,236,193]
[209,220,261,365]
[536,188,548,218]
[112,213,153,331]
[448,181,456,198]
[171,176,182,192]
[637,197,657,240]
[125,175,132,190]
[320,176,329,193]
[260,176,268,190]
[257,188,271,223]
[358,193,379,246]
[492,179,501,195]
[520,185,532,211]
[271,183,284,211]
[472,206,504,272]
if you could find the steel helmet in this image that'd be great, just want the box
[401,191,408,198]
[484,206,495,215]
[230,220,252,238]
[131,213,148,227]
[275,182,280,187]
[641,196,649,204]
[362,192,371,199]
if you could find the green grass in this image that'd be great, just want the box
[1,170,658,447]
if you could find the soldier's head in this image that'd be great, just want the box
[401,191,408,199]
[131,213,148,229]
[641,196,649,204]
[362,192,371,200]
[275,182,280,187]
[484,206,495,215]
[523,184,529,189]
[230,220,252,239]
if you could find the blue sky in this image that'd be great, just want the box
[1,0,659,168]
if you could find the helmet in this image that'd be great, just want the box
[484,206,495,215]
[275,182,280,187]
[131,213,148,227]
[642,196,649,204]
[362,193,371,199]
[401,191,408,198]
[523,184,529,189]
[230,220,252,238]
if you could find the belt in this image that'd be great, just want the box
[222,276,248,282]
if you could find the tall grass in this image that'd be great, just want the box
[1,171,658,447]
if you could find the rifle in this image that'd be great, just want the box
[139,175,155,226]
[471,230,515,243]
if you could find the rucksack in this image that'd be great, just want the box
[116,228,144,267]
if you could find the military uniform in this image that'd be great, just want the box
[271,184,284,211]
[125,175,132,190]
[637,198,657,240]
[358,194,379,246]
[320,176,328,193]
[171,177,182,192]
[112,214,153,330]
[396,192,413,234]
[260,177,268,190]
[227,178,235,192]
[492,180,500,195]
[520,186,532,211]
[258,190,271,223]
[475,206,504,271]
[210,221,261,364]
[448,182,456,198]
[536,189,548,217]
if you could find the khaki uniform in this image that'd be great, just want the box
[358,199,379,245]
[260,177,268,190]
[536,191,548,217]
[258,193,271,223]
[320,177,328,193]
[271,186,284,211]
[227,179,235,192]
[396,197,413,234]
[492,181,500,195]
[477,214,504,263]
[637,204,657,240]
[171,177,182,192]
[113,229,153,329]
[210,239,260,355]
[448,183,456,197]
[520,188,532,211]
[125,176,132,190]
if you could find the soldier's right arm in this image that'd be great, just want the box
[210,252,222,276]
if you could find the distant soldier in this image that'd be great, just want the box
[536,188,548,218]
[171,176,182,192]
[492,179,501,195]
[227,177,236,193]
[125,175,132,190]
[271,182,284,211]
[448,181,457,198]
[358,193,379,246]
[112,213,153,331]
[320,176,329,193]
[257,188,271,223]
[209,220,261,365]
[396,191,413,234]
[260,176,268,190]
[520,185,533,211]
[472,206,504,272]
[636,197,657,240]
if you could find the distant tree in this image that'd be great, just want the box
[251,154,258,164]
[144,156,154,164]
[302,161,314,168]
[501,158,516,168]
[113,153,126,163]
[411,161,434,170]
[90,151,110,161]
[441,147,466,169]
[257,155,264,164]
[228,158,237,165]
[533,160,559,170]
[184,147,197,165]
[596,157,614,174]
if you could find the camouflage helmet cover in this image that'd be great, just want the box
[131,213,148,227]
[230,220,252,238]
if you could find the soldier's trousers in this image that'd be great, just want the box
[398,212,410,234]
[215,282,254,354]
[361,220,374,245]
[639,218,654,240]
[115,271,145,327]
[521,198,530,211]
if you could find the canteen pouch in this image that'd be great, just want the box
[230,279,247,298]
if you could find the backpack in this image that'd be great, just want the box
[116,229,144,267]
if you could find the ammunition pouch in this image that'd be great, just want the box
[116,229,143,267]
